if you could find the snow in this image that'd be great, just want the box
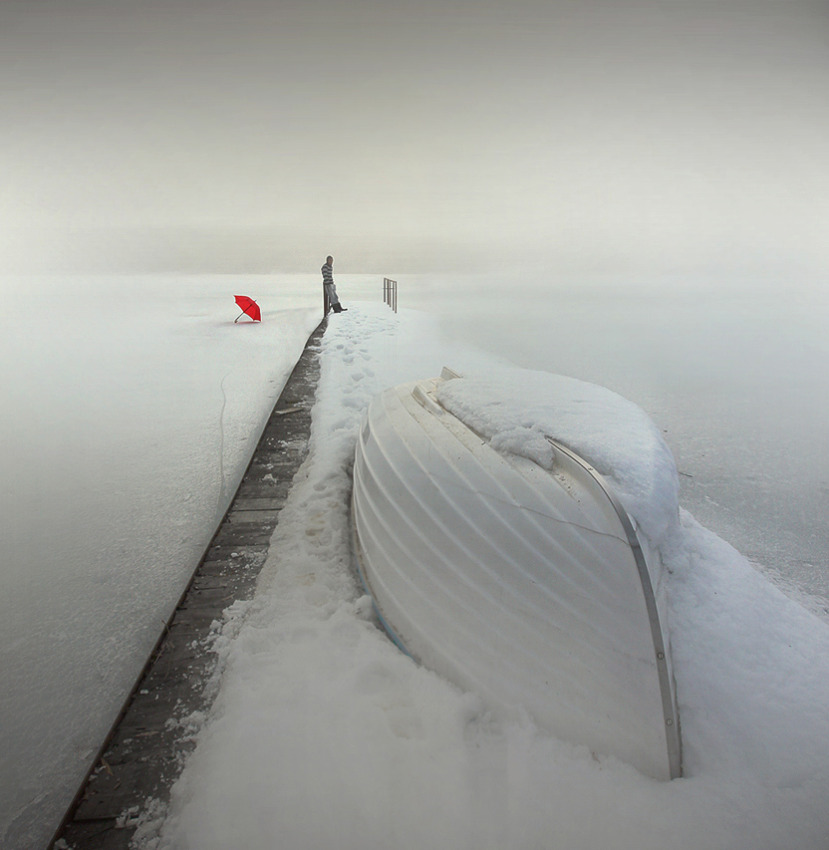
[0,275,321,849]
[1,277,827,850]
[151,302,829,850]
[435,371,681,547]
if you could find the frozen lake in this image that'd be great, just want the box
[0,275,322,849]
[1,271,826,849]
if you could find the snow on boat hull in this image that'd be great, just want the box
[351,373,681,780]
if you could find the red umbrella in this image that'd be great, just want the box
[234,295,261,322]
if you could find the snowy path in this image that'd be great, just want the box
[149,303,829,850]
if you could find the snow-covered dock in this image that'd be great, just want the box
[53,320,327,850]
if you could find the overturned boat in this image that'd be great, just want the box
[351,369,682,780]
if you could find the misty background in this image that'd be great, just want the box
[2,4,829,845]
[1,0,827,276]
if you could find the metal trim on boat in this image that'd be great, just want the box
[544,438,682,777]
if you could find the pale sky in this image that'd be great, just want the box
[1,0,827,273]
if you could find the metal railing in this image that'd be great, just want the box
[383,278,398,313]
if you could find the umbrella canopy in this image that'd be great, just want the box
[234,295,261,322]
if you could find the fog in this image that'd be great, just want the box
[2,0,828,275]
[2,4,828,845]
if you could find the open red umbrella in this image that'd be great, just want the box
[234,295,261,322]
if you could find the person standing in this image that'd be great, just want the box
[322,255,347,313]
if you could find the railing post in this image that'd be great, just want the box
[383,278,398,313]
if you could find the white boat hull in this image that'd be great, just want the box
[351,373,681,780]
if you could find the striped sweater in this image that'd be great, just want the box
[321,262,334,286]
